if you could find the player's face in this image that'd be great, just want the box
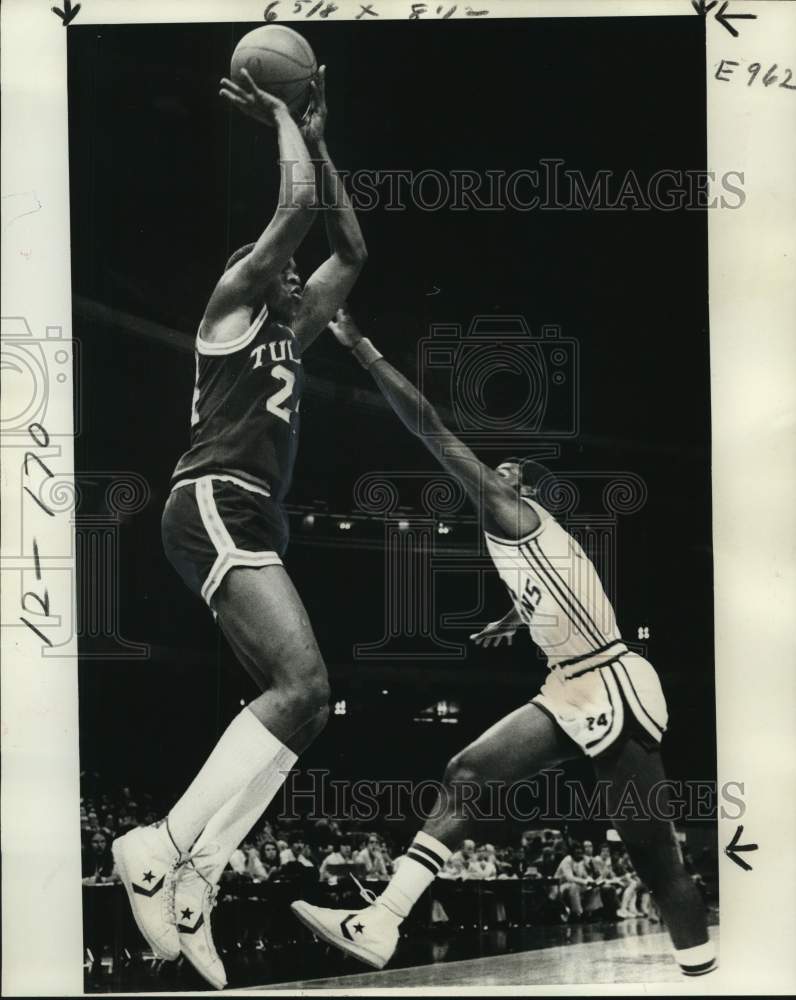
[281,258,303,304]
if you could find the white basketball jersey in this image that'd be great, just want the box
[484,497,626,669]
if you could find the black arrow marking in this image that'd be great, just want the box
[725,824,758,871]
[52,0,81,26]
[714,1,756,39]
[691,0,718,16]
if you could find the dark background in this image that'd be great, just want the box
[69,15,714,840]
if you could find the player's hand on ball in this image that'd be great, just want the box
[328,307,363,348]
[470,620,517,648]
[300,65,327,145]
[219,69,289,126]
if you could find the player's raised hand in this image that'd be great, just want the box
[470,619,518,648]
[300,65,327,146]
[219,69,288,126]
[328,307,363,348]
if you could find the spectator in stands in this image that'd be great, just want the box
[280,834,315,870]
[495,846,518,878]
[443,838,476,878]
[260,840,281,880]
[356,833,391,880]
[592,842,622,916]
[533,844,559,878]
[319,839,357,882]
[279,834,318,888]
[612,847,643,918]
[82,831,117,885]
[464,845,497,879]
[554,841,596,920]
[244,843,268,880]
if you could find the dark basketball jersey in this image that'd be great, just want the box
[171,304,304,502]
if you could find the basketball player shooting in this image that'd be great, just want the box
[111,68,367,990]
[291,309,716,980]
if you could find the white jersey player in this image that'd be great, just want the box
[483,482,667,758]
[291,309,715,981]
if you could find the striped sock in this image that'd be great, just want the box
[378,832,452,920]
[674,940,717,977]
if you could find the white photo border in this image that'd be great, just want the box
[1,0,794,994]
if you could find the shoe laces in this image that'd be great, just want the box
[351,874,378,906]
[163,856,183,926]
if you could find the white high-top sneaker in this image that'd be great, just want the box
[291,892,401,970]
[112,822,182,960]
[173,848,227,991]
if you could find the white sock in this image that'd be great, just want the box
[167,707,291,853]
[189,741,297,884]
[674,939,717,977]
[378,831,452,920]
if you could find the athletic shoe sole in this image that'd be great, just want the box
[290,901,389,970]
[112,839,179,961]
[178,941,226,991]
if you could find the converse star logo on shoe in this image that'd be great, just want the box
[181,908,193,920]
[340,913,360,941]
[132,874,165,897]
[142,871,155,883]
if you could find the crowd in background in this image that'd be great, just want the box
[81,781,709,928]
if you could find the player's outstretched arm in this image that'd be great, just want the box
[292,69,368,351]
[329,309,540,541]
[205,70,318,324]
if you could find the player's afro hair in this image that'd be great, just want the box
[502,457,555,493]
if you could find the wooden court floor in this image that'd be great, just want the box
[257,923,720,990]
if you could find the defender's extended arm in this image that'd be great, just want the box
[329,310,539,541]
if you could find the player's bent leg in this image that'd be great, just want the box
[421,702,577,848]
[214,563,331,753]
[592,737,716,977]
[292,703,578,969]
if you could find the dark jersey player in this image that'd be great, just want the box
[291,310,716,981]
[112,68,367,990]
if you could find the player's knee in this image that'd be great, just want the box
[443,750,483,788]
[284,665,330,726]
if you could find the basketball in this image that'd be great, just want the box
[230,26,317,118]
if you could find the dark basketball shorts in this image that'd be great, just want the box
[161,475,289,608]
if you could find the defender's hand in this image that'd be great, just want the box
[220,69,289,126]
[300,65,328,145]
[328,307,363,348]
[470,620,518,648]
